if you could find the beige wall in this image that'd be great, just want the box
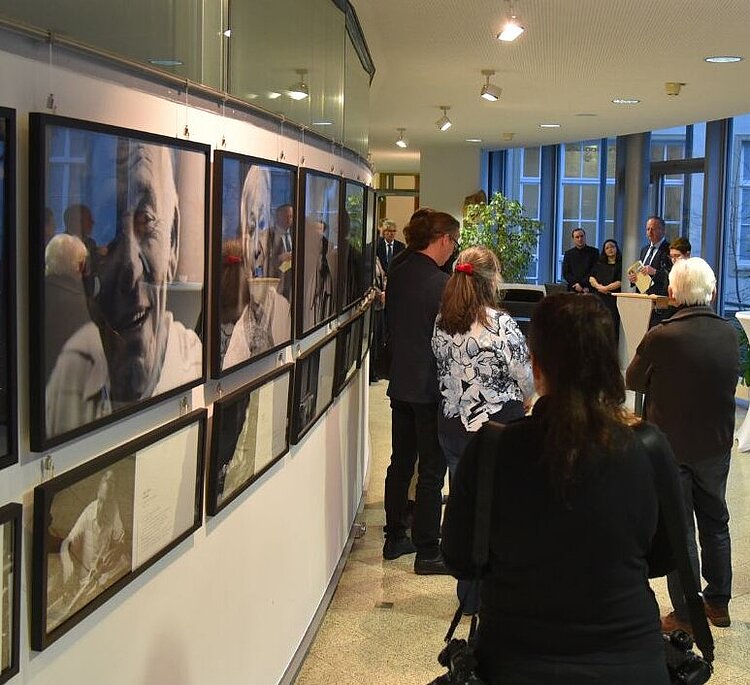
[382,195,416,242]
[419,145,482,223]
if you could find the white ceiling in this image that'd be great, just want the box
[352,0,750,173]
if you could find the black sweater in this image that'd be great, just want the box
[442,399,678,670]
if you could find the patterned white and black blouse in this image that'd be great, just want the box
[431,307,535,433]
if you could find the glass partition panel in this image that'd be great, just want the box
[343,36,369,158]
[228,0,344,140]
[0,0,224,89]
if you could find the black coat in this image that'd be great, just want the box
[376,237,405,271]
[626,305,739,463]
[442,399,677,672]
[385,249,448,403]
[562,245,599,291]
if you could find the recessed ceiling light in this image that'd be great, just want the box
[267,91,282,100]
[313,121,333,126]
[539,123,560,128]
[148,58,183,66]
[612,98,640,105]
[704,55,743,63]
[575,113,597,117]
[466,138,482,143]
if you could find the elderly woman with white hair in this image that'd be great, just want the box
[627,257,739,634]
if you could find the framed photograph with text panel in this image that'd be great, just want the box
[337,180,366,314]
[28,113,209,451]
[294,169,340,338]
[0,108,16,469]
[290,332,337,444]
[334,313,363,397]
[31,409,206,650]
[0,503,21,684]
[211,152,296,377]
[207,363,293,515]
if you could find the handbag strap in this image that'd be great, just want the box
[443,422,503,643]
[634,422,714,664]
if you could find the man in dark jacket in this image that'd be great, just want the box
[376,220,405,272]
[629,215,672,326]
[383,208,458,575]
[561,227,598,292]
[626,257,739,632]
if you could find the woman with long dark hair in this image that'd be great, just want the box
[432,245,533,610]
[442,294,678,684]
[589,238,622,338]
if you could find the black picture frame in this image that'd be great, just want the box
[207,363,293,515]
[333,313,364,396]
[294,169,341,338]
[361,187,378,298]
[211,151,297,377]
[28,113,210,451]
[359,303,373,368]
[0,108,16,469]
[31,409,206,650]
[337,180,366,314]
[290,332,337,444]
[0,503,21,685]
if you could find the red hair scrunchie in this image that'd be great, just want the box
[455,262,474,275]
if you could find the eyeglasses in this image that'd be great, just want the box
[448,235,460,252]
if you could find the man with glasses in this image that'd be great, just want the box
[376,219,405,272]
[383,208,458,575]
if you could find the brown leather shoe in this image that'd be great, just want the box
[703,600,730,627]
[661,611,693,634]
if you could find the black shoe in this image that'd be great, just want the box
[414,553,451,575]
[383,536,417,560]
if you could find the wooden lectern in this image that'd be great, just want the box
[612,292,669,369]
[735,311,750,452]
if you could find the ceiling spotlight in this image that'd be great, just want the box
[395,128,408,148]
[436,106,452,131]
[287,69,309,100]
[480,70,502,102]
[497,1,525,42]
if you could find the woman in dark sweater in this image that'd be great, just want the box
[589,238,622,339]
[442,294,678,685]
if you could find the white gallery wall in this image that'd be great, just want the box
[0,32,370,685]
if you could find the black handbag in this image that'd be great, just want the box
[427,426,501,685]
[634,423,714,685]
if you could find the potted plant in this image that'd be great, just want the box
[461,192,542,283]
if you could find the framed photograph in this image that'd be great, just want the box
[0,108,16,469]
[290,333,337,444]
[207,364,292,515]
[337,180,366,313]
[334,313,363,396]
[31,409,206,650]
[0,503,21,684]
[295,169,340,338]
[361,187,378,297]
[359,304,373,367]
[211,152,296,377]
[28,114,210,451]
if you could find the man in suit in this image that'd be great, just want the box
[626,257,738,633]
[561,227,599,292]
[629,215,672,325]
[376,219,405,272]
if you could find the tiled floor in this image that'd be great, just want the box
[295,382,750,684]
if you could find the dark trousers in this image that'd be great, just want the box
[384,399,446,557]
[668,450,732,614]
